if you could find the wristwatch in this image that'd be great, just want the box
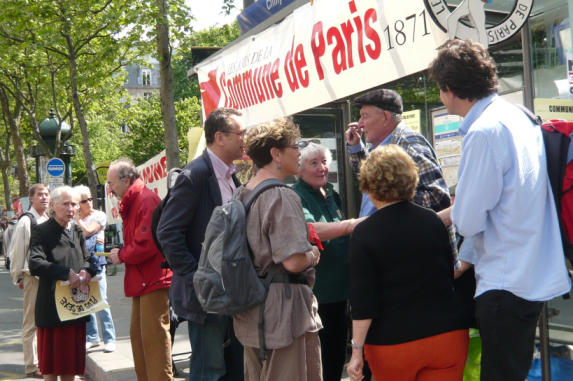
[351,339,363,350]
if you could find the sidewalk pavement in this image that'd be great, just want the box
[85,323,191,381]
[0,257,350,381]
[83,264,192,381]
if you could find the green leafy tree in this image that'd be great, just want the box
[124,0,194,170]
[0,0,139,198]
[70,90,127,185]
[118,95,201,166]
[173,23,241,101]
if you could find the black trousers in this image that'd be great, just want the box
[475,289,543,381]
[318,301,348,381]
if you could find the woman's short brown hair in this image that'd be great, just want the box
[359,145,419,203]
[245,117,301,168]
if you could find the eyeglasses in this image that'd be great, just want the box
[295,139,321,149]
[224,130,246,138]
[107,175,127,187]
[80,198,93,204]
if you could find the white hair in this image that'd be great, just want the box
[50,186,79,205]
[73,184,91,198]
[299,142,332,168]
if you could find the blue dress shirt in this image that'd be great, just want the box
[452,94,571,301]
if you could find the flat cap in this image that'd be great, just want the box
[354,89,403,114]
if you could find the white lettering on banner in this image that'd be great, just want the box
[196,0,449,127]
[267,0,283,11]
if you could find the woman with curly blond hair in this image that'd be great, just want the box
[346,145,468,381]
[233,117,323,381]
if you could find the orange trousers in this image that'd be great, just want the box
[364,329,469,381]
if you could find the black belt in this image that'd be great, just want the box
[268,272,308,285]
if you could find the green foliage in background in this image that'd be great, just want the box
[173,23,241,101]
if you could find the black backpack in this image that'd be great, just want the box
[151,167,182,268]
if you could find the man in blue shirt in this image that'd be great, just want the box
[429,39,571,381]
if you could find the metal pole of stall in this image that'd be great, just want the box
[539,304,552,381]
[521,21,552,381]
[522,23,534,111]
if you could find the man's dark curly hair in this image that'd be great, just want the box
[428,39,498,101]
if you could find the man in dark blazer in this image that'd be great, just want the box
[157,108,246,381]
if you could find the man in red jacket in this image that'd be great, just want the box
[108,157,173,381]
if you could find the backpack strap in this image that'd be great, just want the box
[241,180,288,361]
[257,265,284,361]
[515,103,542,126]
[242,178,287,212]
[19,212,37,228]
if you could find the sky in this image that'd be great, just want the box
[185,0,243,31]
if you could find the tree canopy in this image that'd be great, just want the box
[0,0,241,212]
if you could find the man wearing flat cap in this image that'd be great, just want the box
[346,88,452,217]
[345,88,461,381]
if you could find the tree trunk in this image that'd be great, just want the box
[0,124,12,211]
[0,88,29,196]
[1,168,12,211]
[65,35,99,199]
[156,0,180,170]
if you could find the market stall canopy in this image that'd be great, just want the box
[194,0,449,127]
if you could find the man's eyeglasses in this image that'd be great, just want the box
[107,175,127,187]
[225,130,246,138]
[80,198,93,204]
[293,139,321,150]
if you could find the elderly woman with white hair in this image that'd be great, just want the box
[292,141,364,381]
[29,186,97,381]
[74,185,116,353]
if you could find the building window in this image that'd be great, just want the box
[143,92,152,100]
[142,69,151,86]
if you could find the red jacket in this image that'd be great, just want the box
[118,178,172,297]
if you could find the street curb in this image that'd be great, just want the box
[86,353,110,381]
[85,334,191,381]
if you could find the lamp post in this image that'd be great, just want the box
[31,109,76,186]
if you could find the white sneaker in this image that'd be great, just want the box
[86,341,100,350]
[103,342,116,353]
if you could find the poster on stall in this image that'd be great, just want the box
[431,107,462,188]
[534,98,573,122]
[402,110,421,134]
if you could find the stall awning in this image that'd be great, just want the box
[237,0,297,34]
[195,0,449,127]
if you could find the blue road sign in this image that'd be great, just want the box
[46,158,65,177]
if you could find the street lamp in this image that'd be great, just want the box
[32,109,76,185]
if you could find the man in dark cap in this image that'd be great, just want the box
[345,88,451,217]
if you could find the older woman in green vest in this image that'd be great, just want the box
[292,141,364,381]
